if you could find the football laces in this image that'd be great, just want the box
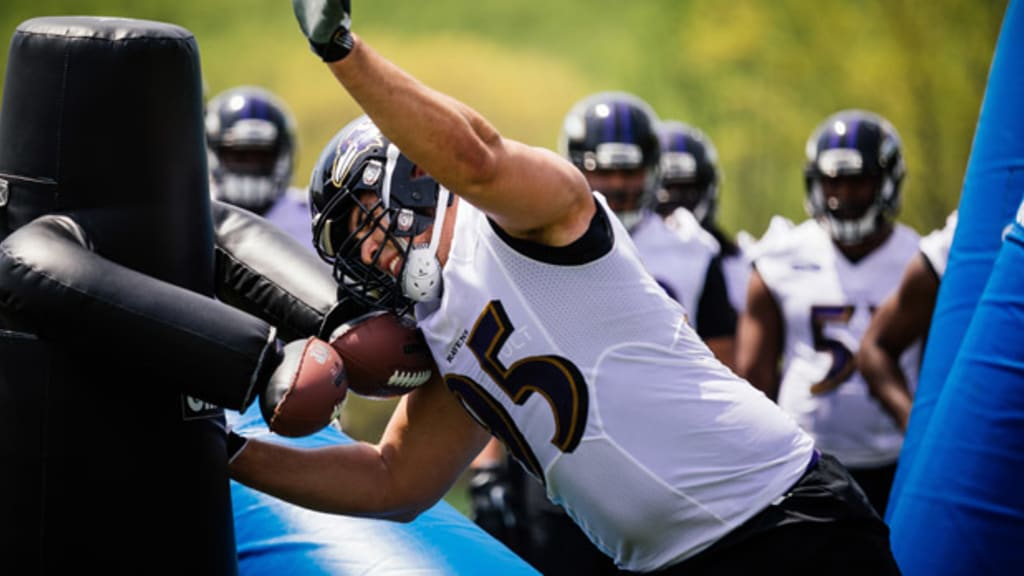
[388,369,432,389]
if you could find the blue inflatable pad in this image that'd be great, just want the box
[228,408,539,575]
[887,1,1024,573]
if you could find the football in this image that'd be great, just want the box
[263,337,348,438]
[329,310,437,398]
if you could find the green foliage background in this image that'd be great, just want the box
[0,0,1009,517]
[1,0,1006,238]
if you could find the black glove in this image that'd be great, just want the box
[469,464,521,543]
[292,0,354,62]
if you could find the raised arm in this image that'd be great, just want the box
[325,35,592,246]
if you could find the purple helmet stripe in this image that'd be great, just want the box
[847,118,861,148]
[673,132,688,152]
[619,101,634,142]
[243,95,270,120]
[599,105,612,142]
[828,123,841,148]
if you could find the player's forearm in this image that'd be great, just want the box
[327,35,501,195]
[858,347,913,431]
[867,374,912,431]
[229,437,421,521]
[875,382,913,432]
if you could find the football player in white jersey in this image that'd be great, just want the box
[470,94,740,575]
[558,93,737,368]
[470,95,740,576]
[858,210,958,432]
[737,109,922,517]
[655,120,754,318]
[229,3,901,573]
[205,85,315,248]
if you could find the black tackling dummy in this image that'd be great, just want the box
[0,17,359,574]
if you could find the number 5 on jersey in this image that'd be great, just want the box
[445,300,589,480]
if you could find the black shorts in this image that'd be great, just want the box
[641,453,902,576]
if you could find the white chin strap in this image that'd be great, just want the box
[400,185,449,304]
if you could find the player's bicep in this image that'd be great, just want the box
[463,141,593,244]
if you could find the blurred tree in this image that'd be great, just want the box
[0,0,1004,240]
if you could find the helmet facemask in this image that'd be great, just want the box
[806,173,889,245]
[311,118,452,316]
[205,87,295,215]
[655,121,720,224]
[583,144,657,230]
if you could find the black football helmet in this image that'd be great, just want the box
[655,120,720,224]
[804,109,905,244]
[309,115,453,316]
[557,91,661,228]
[205,85,296,214]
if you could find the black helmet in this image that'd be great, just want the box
[655,120,720,224]
[804,109,905,244]
[309,115,453,315]
[557,91,661,225]
[205,85,296,214]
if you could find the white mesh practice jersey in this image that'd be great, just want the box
[629,208,720,328]
[732,216,796,313]
[755,220,921,467]
[416,195,815,571]
[920,210,957,280]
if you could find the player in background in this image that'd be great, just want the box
[858,210,958,432]
[229,3,902,573]
[559,92,737,367]
[737,109,922,517]
[655,119,752,319]
[206,85,313,247]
